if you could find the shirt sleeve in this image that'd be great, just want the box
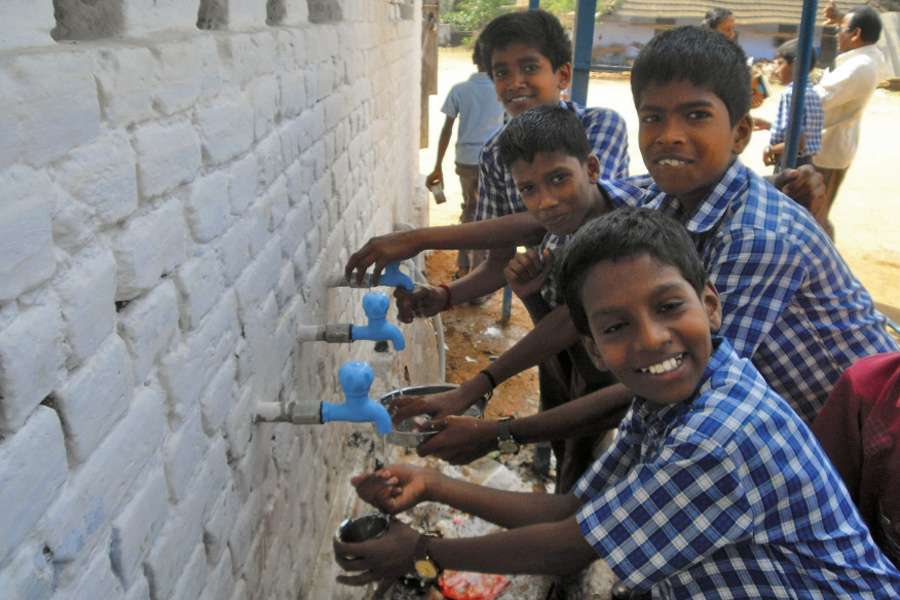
[577,438,754,589]
[707,227,807,359]
[769,92,789,146]
[589,111,630,179]
[573,407,639,499]
[474,142,510,221]
[441,85,461,118]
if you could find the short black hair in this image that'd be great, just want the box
[479,10,571,79]
[703,7,733,30]
[775,38,817,73]
[558,207,708,336]
[631,26,751,126]
[497,105,590,168]
[847,5,882,44]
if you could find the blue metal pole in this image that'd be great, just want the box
[529,0,540,9]
[571,0,598,106]
[782,0,819,169]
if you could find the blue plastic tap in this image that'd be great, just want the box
[351,292,406,351]
[379,262,414,291]
[321,362,392,434]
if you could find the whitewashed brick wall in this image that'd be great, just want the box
[0,1,436,599]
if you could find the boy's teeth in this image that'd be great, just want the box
[641,354,684,375]
[658,158,686,166]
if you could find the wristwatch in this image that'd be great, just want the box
[496,416,520,455]
[413,533,441,581]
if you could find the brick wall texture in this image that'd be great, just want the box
[0,1,436,599]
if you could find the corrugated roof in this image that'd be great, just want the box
[603,1,858,27]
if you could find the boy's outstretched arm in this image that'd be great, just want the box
[335,516,597,586]
[415,382,632,465]
[353,462,579,527]
[426,116,455,188]
[391,304,582,422]
[344,212,544,285]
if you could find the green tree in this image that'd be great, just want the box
[442,0,516,31]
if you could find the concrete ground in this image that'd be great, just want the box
[424,47,900,320]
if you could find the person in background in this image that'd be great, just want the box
[426,39,503,280]
[702,7,735,41]
[812,351,900,569]
[813,4,885,238]
[754,39,824,172]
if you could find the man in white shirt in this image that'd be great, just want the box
[813,5,885,238]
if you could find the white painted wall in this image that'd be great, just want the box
[0,1,437,599]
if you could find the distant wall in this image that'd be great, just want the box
[0,1,435,599]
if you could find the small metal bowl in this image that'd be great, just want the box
[336,513,390,560]
[379,383,484,448]
[338,512,390,543]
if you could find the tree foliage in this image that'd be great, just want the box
[442,0,516,32]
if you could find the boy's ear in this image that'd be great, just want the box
[555,62,572,91]
[702,282,723,333]
[586,154,600,183]
[731,114,753,155]
[582,335,609,372]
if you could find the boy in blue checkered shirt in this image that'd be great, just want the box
[335,208,900,598]
[754,38,824,171]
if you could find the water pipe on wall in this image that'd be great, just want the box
[254,362,392,433]
[326,261,415,291]
[296,291,406,351]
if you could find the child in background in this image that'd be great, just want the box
[425,40,503,278]
[335,208,900,598]
[754,38,824,170]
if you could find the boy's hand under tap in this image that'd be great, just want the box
[345,231,423,286]
[388,378,488,424]
[393,284,448,323]
[351,464,435,514]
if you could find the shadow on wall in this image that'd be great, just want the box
[307,0,342,24]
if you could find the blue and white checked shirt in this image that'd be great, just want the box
[770,81,824,158]
[474,101,629,222]
[599,161,897,422]
[575,338,900,598]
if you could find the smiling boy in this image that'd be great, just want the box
[346,10,630,312]
[335,209,900,598]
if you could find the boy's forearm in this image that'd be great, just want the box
[446,247,514,302]
[428,517,598,577]
[485,305,581,384]
[430,473,580,528]
[434,117,454,170]
[511,383,633,444]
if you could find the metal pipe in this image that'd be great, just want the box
[782,0,819,170]
[570,0,599,106]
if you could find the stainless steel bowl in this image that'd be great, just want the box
[336,513,390,560]
[379,383,484,448]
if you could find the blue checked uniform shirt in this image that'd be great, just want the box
[474,101,629,222]
[599,161,897,423]
[575,338,900,598]
[770,82,824,158]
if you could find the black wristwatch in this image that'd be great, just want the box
[413,533,441,581]
[496,416,520,454]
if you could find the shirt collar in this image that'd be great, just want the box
[836,43,883,67]
[656,159,749,234]
[470,72,492,83]
[633,336,730,428]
